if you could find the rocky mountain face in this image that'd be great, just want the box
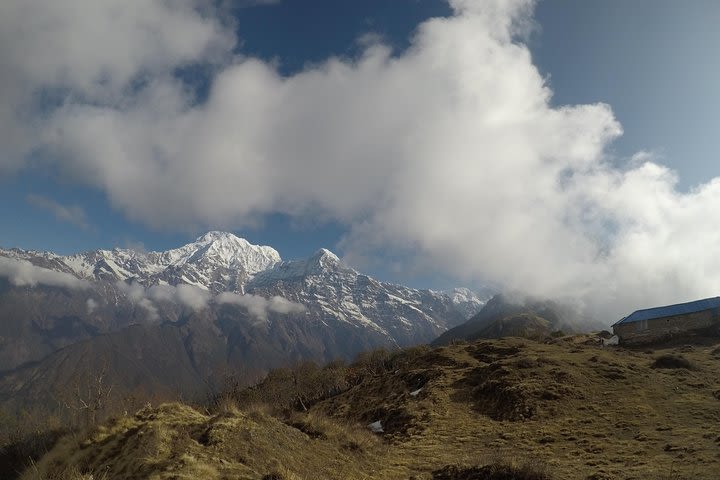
[246,249,473,347]
[0,233,488,412]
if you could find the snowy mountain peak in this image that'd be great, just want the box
[309,248,340,267]
[195,231,247,245]
[0,232,282,294]
[0,236,489,338]
[442,287,495,319]
[159,232,281,273]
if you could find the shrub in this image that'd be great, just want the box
[514,357,538,369]
[352,347,393,377]
[210,360,351,414]
[389,344,432,367]
[651,354,695,370]
[284,411,377,452]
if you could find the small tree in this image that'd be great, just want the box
[58,362,115,429]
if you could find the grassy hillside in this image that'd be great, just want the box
[13,335,720,479]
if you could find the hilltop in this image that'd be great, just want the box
[433,294,603,346]
[15,335,720,479]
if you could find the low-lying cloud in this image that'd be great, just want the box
[116,281,304,323]
[216,292,307,322]
[0,257,89,289]
[148,284,212,311]
[3,0,720,321]
[86,298,98,314]
[116,281,209,320]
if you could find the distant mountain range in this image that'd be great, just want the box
[0,232,492,412]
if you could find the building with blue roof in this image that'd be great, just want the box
[613,296,720,344]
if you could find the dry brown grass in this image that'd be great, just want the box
[21,401,383,480]
[17,335,720,479]
[431,460,550,480]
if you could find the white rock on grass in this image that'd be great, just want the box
[368,420,384,433]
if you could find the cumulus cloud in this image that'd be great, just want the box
[0,257,89,289]
[216,292,306,322]
[26,194,91,230]
[5,0,720,321]
[0,0,234,171]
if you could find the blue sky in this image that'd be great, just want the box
[531,0,720,188]
[1,0,720,303]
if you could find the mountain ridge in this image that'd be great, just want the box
[0,233,491,413]
[0,231,281,293]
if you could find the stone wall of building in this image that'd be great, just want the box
[614,309,718,345]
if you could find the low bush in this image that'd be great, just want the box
[210,360,351,414]
[352,347,393,377]
[651,354,695,370]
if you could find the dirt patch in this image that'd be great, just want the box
[362,406,414,436]
[467,342,522,364]
[287,421,326,439]
[651,354,695,370]
[594,365,627,380]
[432,464,550,480]
[400,368,443,391]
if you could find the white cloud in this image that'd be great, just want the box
[116,281,303,323]
[0,0,234,172]
[86,298,98,314]
[267,295,308,315]
[147,283,211,311]
[4,0,720,321]
[138,297,160,322]
[26,194,91,230]
[116,281,210,313]
[115,281,147,303]
[215,292,306,323]
[0,257,89,289]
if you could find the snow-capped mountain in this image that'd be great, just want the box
[0,233,490,414]
[0,233,488,371]
[246,248,472,346]
[2,231,281,294]
[442,287,494,319]
[0,233,485,325]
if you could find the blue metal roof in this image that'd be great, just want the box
[614,296,720,325]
